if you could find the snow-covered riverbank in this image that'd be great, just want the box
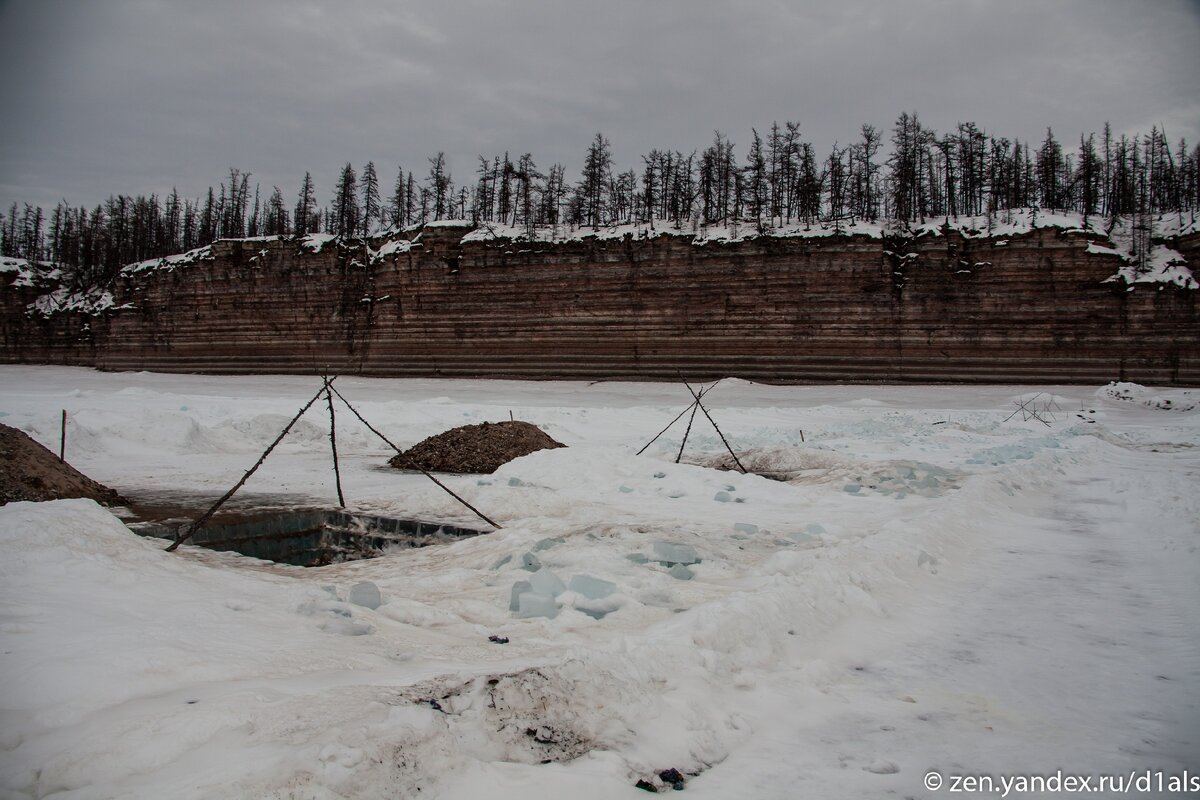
[1,367,1196,798]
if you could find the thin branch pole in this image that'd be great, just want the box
[59,409,66,463]
[675,402,700,464]
[635,384,711,456]
[328,384,502,530]
[166,381,332,552]
[636,401,695,456]
[1003,393,1041,423]
[324,376,345,508]
[679,373,747,473]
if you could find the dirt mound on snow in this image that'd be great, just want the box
[0,423,127,506]
[389,420,565,474]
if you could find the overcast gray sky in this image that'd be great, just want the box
[1,0,1197,214]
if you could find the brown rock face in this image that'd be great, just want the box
[2,225,1198,384]
[389,420,565,474]
[0,423,127,506]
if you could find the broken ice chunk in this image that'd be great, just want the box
[733,522,759,534]
[519,551,542,571]
[625,552,649,564]
[653,541,700,566]
[532,537,563,551]
[577,607,609,620]
[574,594,624,620]
[713,491,732,502]
[508,477,524,487]
[668,564,694,580]
[347,581,382,610]
[517,591,559,619]
[509,580,532,611]
[843,484,861,493]
[528,567,566,597]
[619,485,634,493]
[568,574,616,600]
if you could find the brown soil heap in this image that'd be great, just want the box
[389,420,566,474]
[0,423,127,506]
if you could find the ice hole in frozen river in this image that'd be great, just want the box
[128,509,486,567]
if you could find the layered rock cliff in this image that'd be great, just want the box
[2,220,1198,384]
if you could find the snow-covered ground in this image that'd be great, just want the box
[1,367,1197,799]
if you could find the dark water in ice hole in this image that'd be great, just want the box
[120,493,487,567]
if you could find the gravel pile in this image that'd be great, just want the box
[388,420,565,474]
[0,423,126,506]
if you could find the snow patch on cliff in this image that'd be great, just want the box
[27,286,133,317]
[298,233,337,253]
[0,256,40,288]
[455,209,1153,247]
[1099,245,1196,289]
[121,244,214,276]
[370,238,415,260]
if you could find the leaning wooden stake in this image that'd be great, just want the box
[324,376,346,508]
[327,384,502,530]
[679,374,747,473]
[166,381,332,552]
[635,384,711,456]
[59,409,66,463]
[675,402,700,464]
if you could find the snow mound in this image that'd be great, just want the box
[1100,382,1198,412]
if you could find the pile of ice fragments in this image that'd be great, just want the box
[506,539,702,620]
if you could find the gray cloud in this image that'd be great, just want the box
[1,0,1197,213]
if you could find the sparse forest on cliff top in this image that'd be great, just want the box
[3,114,1198,291]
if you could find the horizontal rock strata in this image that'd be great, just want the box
[2,224,1197,384]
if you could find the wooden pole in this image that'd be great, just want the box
[635,384,711,457]
[327,384,503,530]
[324,376,345,508]
[678,373,747,473]
[675,401,700,464]
[166,381,332,552]
[59,409,66,463]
